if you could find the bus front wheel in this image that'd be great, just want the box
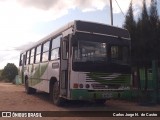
[50,81,64,106]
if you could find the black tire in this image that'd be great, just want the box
[25,79,36,94]
[50,81,64,106]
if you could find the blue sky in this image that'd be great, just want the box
[0,0,159,69]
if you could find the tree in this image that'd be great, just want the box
[149,0,159,59]
[140,0,150,62]
[123,1,136,33]
[123,1,137,65]
[138,0,151,91]
[1,63,18,82]
[123,1,142,89]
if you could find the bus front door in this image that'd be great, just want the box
[60,38,69,97]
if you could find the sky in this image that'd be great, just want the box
[0,0,159,69]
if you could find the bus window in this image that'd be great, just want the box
[51,48,59,60]
[111,46,119,59]
[35,45,41,63]
[52,36,60,49]
[43,41,50,52]
[42,41,50,62]
[24,52,27,65]
[111,46,129,64]
[30,48,35,64]
[26,51,30,65]
[73,41,107,62]
[19,53,23,66]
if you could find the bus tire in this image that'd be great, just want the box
[50,81,64,106]
[25,79,36,94]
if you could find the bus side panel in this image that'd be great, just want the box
[31,60,60,93]
[47,60,60,82]
[34,62,49,92]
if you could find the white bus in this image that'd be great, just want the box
[19,20,131,106]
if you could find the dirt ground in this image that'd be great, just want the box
[0,82,160,120]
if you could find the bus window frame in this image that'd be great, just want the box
[35,45,42,63]
[50,35,61,61]
[19,53,23,66]
[42,41,50,62]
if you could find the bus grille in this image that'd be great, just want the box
[85,72,130,85]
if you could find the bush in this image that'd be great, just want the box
[0,69,3,81]
[1,63,18,82]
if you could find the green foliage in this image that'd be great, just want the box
[1,63,18,82]
[123,1,137,65]
[149,0,159,59]
[123,0,160,66]
[138,0,150,63]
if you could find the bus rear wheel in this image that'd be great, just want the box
[50,81,64,106]
[25,79,36,94]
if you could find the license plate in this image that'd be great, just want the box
[102,93,112,98]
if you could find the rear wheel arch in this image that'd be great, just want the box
[24,75,36,94]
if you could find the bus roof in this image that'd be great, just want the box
[20,20,130,53]
[75,20,130,38]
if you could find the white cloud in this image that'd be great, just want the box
[0,0,154,69]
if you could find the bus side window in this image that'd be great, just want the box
[111,46,119,59]
[51,48,60,60]
[30,48,35,64]
[28,50,31,64]
[42,41,50,62]
[26,51,30,65]
[50,36,61,60]
[19,54,23,66]
[35,45,41,63]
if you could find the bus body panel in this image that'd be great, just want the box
[19,20,131,103]
[69,71,131,100]
[23,60,60,93]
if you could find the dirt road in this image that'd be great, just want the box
[0,82,160,120]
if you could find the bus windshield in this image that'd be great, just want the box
[72,33,130,73]
[73,40,130,64]
[73,41,107,62]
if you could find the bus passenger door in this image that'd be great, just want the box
[60,38,69,97]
